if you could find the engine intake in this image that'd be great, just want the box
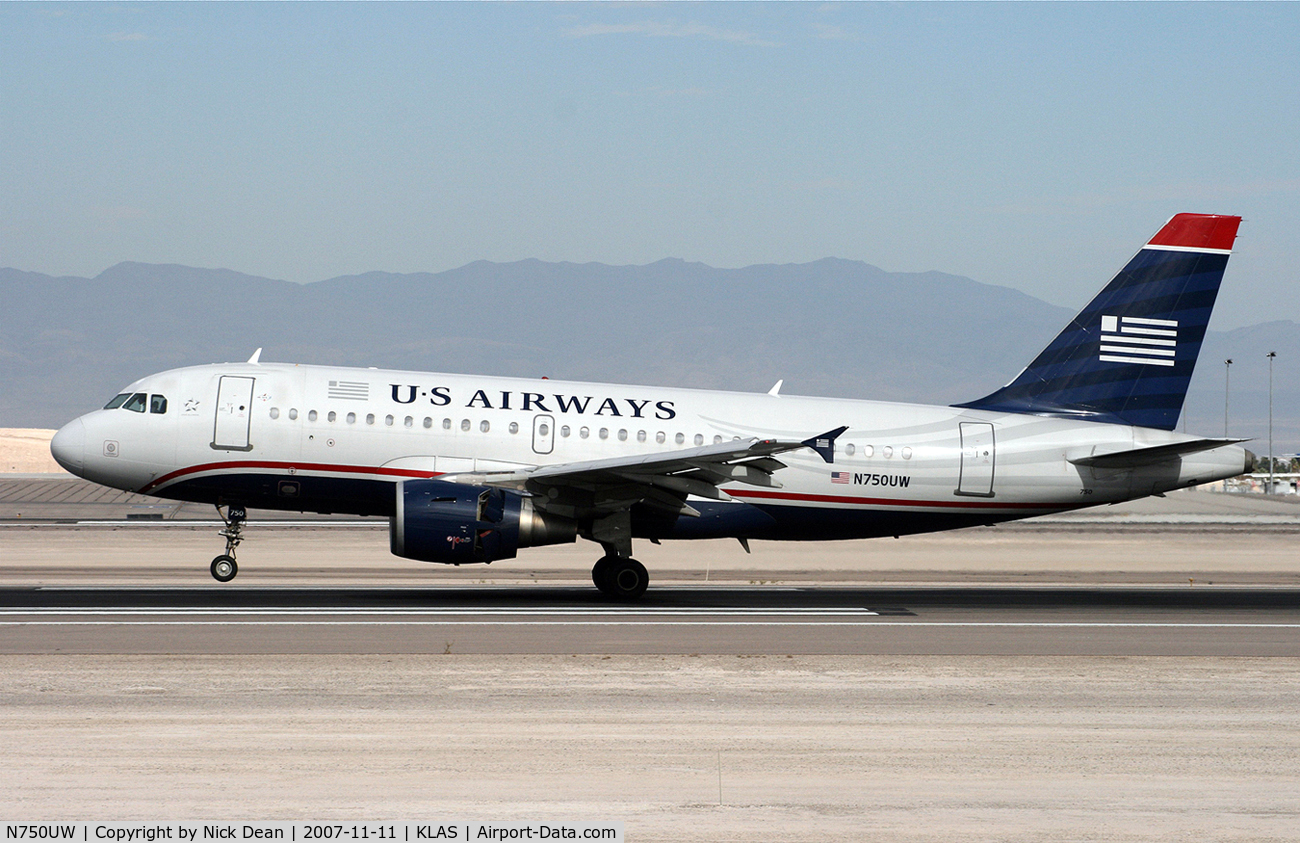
[390,480,575,565]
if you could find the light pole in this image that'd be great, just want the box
[1224,358,1233,438]
[1267,351,1276,494]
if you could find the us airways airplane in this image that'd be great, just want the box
[50,213,1251,598]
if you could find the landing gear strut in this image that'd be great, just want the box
[592,555,649,600]
[211,504,246,583]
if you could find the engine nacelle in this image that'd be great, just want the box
[390,480,576,565]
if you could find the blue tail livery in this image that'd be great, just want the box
[957,213,1241,430]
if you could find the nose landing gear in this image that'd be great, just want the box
[210,504,247,583]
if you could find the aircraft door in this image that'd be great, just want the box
[532,414,555,455]
[212,376,256,451]
[956,422,995,497]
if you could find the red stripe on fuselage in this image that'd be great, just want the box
[139,460,441,494]
[726,488,1069,510]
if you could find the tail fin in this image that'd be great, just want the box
[957,213,1241,430]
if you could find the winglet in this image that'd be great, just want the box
[801,426,849,464]
[247,348,263,365]
[767,379,783,397]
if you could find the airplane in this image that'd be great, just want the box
[49,213,1252,598]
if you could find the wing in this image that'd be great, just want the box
[438,426,847,553]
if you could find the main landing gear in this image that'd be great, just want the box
[210,504,247,583]
[591,555,649,600]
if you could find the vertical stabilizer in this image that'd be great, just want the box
[957,213,1241,430]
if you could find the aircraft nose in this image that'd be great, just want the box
[50,417,86,475]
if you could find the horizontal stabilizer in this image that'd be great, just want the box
[1069,438,1248,469]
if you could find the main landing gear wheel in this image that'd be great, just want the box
[592,556,614,592]
[210,555,238,583]
[592,555,649,601]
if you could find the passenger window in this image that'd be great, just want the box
[618,429,628,441]
[656,432,666,444]
[366,414,375,425]
[599,428,609,440]
[509,422,519,435]
[149,395,168,414]
[845,443,856,456]
[479,420,490,433]
[561,425,570,437]
[328,411,337,423]
[694,434,704,446]
[404,416,413,428]
[385,415,394,426]
[579,427,590,439]
[288,408,298,421]
[637,430,647,443]
[104,393,131,410]
[123,393,147,413]
[270,408,280,420]
[346,412,356,424]
[423,417,432,429]
[460,419,471,431]
[442,418,452,430]
[308,410,318,422]
[675,433,685,445]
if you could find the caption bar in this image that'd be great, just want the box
[3,825,622,843]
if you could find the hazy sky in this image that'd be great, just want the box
[2,2,1297,329]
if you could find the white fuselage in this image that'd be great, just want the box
[51,362,1249,543]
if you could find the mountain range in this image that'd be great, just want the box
[2,259,1295,453]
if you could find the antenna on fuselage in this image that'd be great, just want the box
[247,348,263,364]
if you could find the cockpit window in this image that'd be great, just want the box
[150,395,168,414]
[104,393,131,410]
[122,393,147,413]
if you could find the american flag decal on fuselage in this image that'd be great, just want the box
[328,380,370,400]
[1099,315,1177,367]
[830,471,850,484]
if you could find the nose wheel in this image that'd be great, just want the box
[211,504,247,582]
[210,555,237,582]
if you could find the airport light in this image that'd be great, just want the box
[1267,351,1276,494]
[1224,359,1233,437]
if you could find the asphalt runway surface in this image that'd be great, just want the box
[3,493,1300,657]
[3,582,1299,656]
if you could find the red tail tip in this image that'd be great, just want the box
[1148,213,1241,251]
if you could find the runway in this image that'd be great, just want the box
[4,489,1300,838]
[4,584,1297,655]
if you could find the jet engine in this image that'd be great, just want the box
[390,480,576,564]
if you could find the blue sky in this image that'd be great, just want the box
[2,2,1297,328]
